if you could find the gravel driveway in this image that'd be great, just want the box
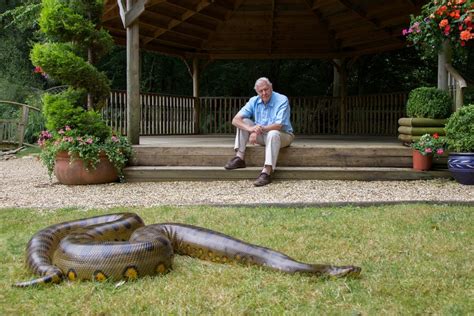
[1,156,473,210]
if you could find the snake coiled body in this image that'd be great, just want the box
[15,213,361,287]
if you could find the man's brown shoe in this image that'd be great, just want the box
[254,172,271,186]
[224,156,246,170]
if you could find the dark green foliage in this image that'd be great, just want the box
[445,104,474,152]
[38,0,113,59]
[42,89,110,141]
[31,43,110,107]
[31,0,113,138]
[0,0,44,102]
[406,87,452,118]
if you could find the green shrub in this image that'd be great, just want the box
[42,89,110,141]
[406,87,452,119]
[445,104,474,152]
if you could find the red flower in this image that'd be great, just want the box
[460,29,473,41]
[33,66,43,74]
[449,10,461,19]
[439,19,449,28]
[444,24,451,35]
[433,133,439,139]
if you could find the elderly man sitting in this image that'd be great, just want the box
[224,77,295,186]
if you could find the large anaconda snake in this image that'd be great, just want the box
[15,213,361,287]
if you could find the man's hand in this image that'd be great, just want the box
[249,125,263,135]
[249,132,258,144]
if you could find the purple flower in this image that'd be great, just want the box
[111,135,119,143]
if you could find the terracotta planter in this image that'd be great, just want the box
[412,150,433,171]
[54,151,118,185]
[448,152,474,185]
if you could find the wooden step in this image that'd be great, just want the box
[123,166,451,182]
[130,145,447,168]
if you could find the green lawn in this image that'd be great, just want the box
[1,204,472,315]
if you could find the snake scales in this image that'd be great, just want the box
[15,212,361,287]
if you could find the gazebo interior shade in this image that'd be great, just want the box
[102,0,423,59]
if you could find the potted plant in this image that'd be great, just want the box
[31,0,132,184]
[398,87,453,143]
[410,133,446,171]
[445,104,474,184]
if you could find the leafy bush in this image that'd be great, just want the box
[445,104,474,152]
[42,89,110,141]
[406,87,452,118]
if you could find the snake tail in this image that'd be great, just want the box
[135,223,361,277]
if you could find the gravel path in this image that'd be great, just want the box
[0,156,473,210]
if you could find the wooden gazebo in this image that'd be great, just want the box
[101,0,426,144]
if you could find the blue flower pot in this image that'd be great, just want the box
[448,153,474,185]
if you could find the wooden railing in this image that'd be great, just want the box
[0,101,42,147]
[103,91,408,136]
[102,91,195,135]
[446,63,467,111]
[346,93,408,135]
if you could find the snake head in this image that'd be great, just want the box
[326,265,362,278]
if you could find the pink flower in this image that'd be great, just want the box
[437,148,444,155]
[425,148,433,153]
[111,135,119,143]
[86,138,93,144]
[65,126,71,131]
[58,129,65,135]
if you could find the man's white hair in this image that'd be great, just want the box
[254,77,272,91]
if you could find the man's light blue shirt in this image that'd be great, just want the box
[238,91,293,133]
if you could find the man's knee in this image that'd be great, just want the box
[267,130,281,139]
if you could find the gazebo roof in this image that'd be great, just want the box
[102,0,423,60]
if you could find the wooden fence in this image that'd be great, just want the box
[103,91,408,136]
[0,101,42,148]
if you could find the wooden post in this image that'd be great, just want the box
[437,40,452,91]
[126,0,140,144]
[332,59,342,97]
[192,57,201,134]
[17,105,29,147]
[333,59,347,135]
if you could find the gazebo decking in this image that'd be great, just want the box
[124,135,450,182]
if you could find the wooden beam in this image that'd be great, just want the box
[124,0,146,27]
[302,0,340,50]
[126,0,141,144]
[143,0,212,44]
[269,0,275,54]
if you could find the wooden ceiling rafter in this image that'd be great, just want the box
[269,0,275,54]
[334,0,402,42]
[164,0,227,23]
[302,0,340,51]
[142,0,213,45]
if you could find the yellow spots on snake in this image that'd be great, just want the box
[156,263,167,274]
[93,271,108,282]
[123,266,139,280]
[67,269,77,281]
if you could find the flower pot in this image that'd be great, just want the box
[412,150,433,171]
[54,151,118,185]
[448,153,474,185]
